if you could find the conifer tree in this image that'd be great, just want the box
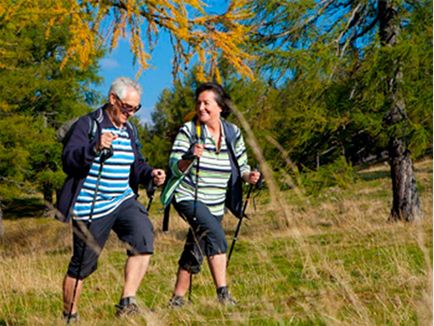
[248,0,431,221]
[0,1,101,208]
[1,0,255,82]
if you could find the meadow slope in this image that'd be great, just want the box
[0,159,432,325]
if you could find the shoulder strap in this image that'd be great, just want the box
[126,120,144,160]
[222,119,238,156]
[191,117,205,144]
[222,119,243,218]
[87,106,104,141]
[222,119,238,167]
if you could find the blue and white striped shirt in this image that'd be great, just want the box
[170,121,250,217]
[72,126,135,220]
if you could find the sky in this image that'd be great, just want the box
[96,1,229,124]
[96,31,173,124]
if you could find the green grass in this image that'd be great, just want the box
[0,159,432,325]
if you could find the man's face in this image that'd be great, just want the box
[109,87,141,126]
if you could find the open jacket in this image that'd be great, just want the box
[56,107,153,222]
[161,118,246,231]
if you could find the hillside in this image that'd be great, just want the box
[0,159,432,325]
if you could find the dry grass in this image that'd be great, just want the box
[0,159,432,325]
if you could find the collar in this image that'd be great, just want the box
[203,120,224,139]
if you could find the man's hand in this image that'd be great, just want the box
[98,132,118,151]
[151,169,166,186]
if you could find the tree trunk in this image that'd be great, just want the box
[378,0,422,221]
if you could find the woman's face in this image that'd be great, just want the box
[196,90,222,125]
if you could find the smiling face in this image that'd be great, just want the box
[195,90,222,126]
[108,86,141,127]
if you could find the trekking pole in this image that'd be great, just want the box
[188,122,202,303]
[226,183,254,268]
[188,155,200,302]
[66,148,111,324]
[146,181,157,212]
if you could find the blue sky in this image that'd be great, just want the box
[96,1,229,124]
[96,31,173,124]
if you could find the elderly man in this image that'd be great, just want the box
[57,77,165,321]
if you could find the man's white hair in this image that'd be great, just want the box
[109,77,143,100]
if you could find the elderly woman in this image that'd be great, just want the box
[166,82,260,307]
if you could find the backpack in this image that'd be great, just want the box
[56,108,104,145]
[161,118,242,231]
[56,106,141,151]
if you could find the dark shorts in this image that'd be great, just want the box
[67,197,154,279]
[173,199,227,274]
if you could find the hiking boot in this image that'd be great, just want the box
[63,311,79,322]
[115,296,140,317]
[217,286,237,306]
[168,295,185,308]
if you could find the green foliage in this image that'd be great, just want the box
[0,3,102,201]
[235,0,432,191]
[140,78,197,169]
[300,157,358,195]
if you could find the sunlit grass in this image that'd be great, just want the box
[0,159,431,325]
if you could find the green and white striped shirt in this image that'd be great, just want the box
[170,120,250,217]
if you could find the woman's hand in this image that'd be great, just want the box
[192,144,204,158]
[243,170,261,185]
[178,144,204,172]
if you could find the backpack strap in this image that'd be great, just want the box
[126,120,144,160]
[222,119,237,152]
[221,119,243,218]
[87,106,104,141]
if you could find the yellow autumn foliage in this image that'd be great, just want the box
[1,0,255,81]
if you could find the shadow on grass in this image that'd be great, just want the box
[414,167,433,174]
[3,197,47,219]
[358,170,390,181]
[359,165,432,182]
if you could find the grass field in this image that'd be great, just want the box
[0,159,432,325]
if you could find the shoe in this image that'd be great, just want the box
[217,286,237,306]
[63,311,79,322]
[115,296,140,317]
[168,295,185,308]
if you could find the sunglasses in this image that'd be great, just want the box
[114,94,142,114]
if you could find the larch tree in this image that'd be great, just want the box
[248,0,431,222]
[378,0,421,221]
[0,1,102,215]
[1,0,255,82]
[0,0,258,223]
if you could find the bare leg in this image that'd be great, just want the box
[63,275,83,314]
[121,254,151,298]
[173,267,192,297]
[207,253,227,288]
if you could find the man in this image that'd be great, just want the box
[56,77,165,321]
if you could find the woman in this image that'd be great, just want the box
[167,82,261,307]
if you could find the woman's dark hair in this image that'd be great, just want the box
[195,82,232,118]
